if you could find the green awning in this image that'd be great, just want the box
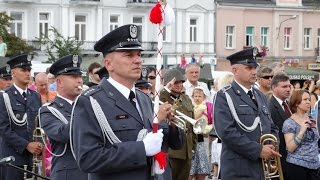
[285,65,319,80]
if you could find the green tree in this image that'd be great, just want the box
[0,12,33,57]
[37,27,83,63]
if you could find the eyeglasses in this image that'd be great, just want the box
[148,76,156,80]
[261,75,273,80]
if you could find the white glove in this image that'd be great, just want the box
[154,159,165,174]
[143,129,164,156]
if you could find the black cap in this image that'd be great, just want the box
[49,55,82,76]
[0,65,12,79]
[94,24,143,56]
[226,47,260,67]
[95,67,109,79]
[135,67,151,88]
[7,54,32,70]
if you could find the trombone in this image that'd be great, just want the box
[260,134,284,180]
[159,101,212,134]
[24,115,48,180]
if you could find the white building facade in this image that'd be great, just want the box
[0,0,215,67]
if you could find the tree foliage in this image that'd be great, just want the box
[0,12,33,57]
[37,27,83,63]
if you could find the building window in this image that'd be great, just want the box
[75,15,86,40]
[39,13,50,38]
[189,19,197,42]
[110,15,119,32]
[245,26,254,47]
[10,12,23,38]
[133,17,143,41]
[304,28,312,49]
[163,26,167,41]
[260,27,269,47]
[317,28,320,49]
[284,27,292,49]
[225,26,235,49]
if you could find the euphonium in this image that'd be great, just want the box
[24,115,47,180]
[260,134,284,180]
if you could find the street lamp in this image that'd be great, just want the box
[276,15,297,39]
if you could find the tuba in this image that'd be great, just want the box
[260,134,284,180]
[24,115,47,180]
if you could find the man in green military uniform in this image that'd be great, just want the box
[159,69,197,180]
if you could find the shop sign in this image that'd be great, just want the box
[288,74,316,80]
[308,64,320,70]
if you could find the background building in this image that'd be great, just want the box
[215,0,320,75]
[0,0,216,70]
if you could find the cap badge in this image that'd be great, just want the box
[129,25,138,39]
[141,68,148,79]
[72,55,79,67]
[27,54,33,62]
[6,65,10,73]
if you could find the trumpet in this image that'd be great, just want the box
[260,134,284,180]
[159,101,211,134]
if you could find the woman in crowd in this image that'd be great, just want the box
[282,89,320,180]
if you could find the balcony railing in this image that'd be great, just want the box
[70,0,100,6]
[26,40,157,54]
[3,0,41,3]
[127,0,158,7]
[315,47,320,62]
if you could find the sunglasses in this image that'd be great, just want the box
[261,75,273,80]
[148,76,156,80]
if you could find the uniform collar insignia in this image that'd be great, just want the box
[108,92,114,96]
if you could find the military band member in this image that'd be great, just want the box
[159,69,197,180]
[71,24,184,180]
[0,54,42,180]
[0,65,12,91]
[39,55,88,180]
[213,47,280,180]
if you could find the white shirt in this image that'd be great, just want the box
[13,83,27,97]
[273,95,285,111]
[234,80,255,99]
[57,94,73,105]
[108,78,142,118]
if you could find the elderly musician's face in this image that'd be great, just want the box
[232,64,257,88]
[105,50,142,86]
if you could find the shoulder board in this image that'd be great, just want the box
[83,86,101,97]
[221,84,232,93]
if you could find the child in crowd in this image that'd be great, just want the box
[189,86,210,180]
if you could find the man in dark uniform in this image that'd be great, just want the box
[135,67,152,97]
[71,24,184,180]
[0,54,42,180]
[214,47,280,180]
[0,65,12,91]
[39,54,88,180]
[159,69,197,180]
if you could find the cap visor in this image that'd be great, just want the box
[115,46,144,51]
